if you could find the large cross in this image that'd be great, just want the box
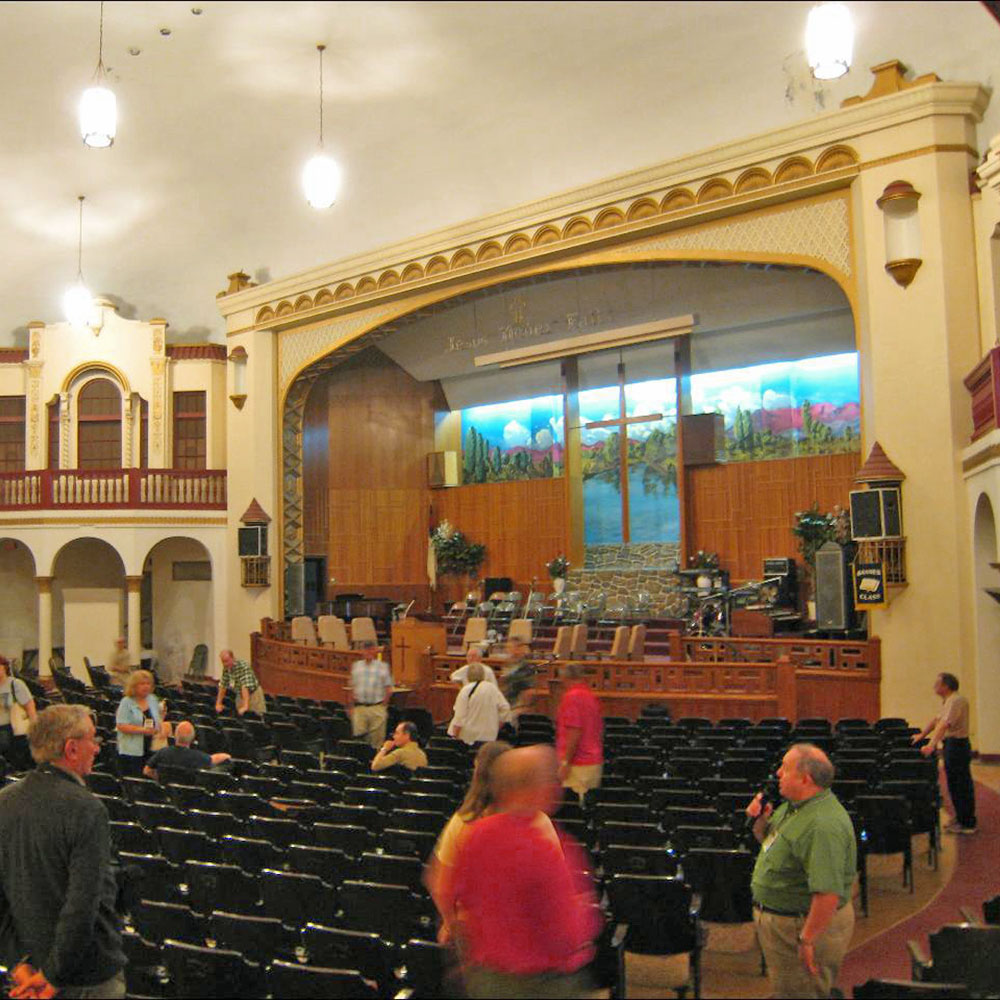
[584,361,667,544]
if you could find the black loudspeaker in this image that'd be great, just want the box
[238,525,267,556]
[484,576,513,597]
[814,542,852,631]
[849,487,902,539]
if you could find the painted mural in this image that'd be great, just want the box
[689,351,860,461]
[461,394,564,484]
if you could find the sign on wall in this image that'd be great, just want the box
[853,562,886,608]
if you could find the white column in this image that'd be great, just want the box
[37,576,53,677]
[126,576,143,667]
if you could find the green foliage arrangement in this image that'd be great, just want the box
[546,554,570,579]
[792,502,837,570]
[432,521,486,576]
[689,550,720,571]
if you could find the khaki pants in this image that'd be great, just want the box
[247,685,267,716]
[563,763,603,799]
[754,902,854,998]
[352,703,388,749]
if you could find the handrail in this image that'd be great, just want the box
[0,468,227,510]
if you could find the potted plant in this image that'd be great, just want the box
[431,521,486,582]
[547,554,570,594]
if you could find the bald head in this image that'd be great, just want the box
[490,745,559,814]
[467,646,483,663]
[778,742,834,801]
[175,721,196,747]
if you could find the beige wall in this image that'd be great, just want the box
[0,539,37,666]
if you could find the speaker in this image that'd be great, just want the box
[238,525,267,556]
[427,451,459,488]
[849,487,902,539]
[284,563,305,618]
[814,542,852,631]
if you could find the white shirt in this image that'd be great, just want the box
[449,662,498,686]
[448,680,511,745]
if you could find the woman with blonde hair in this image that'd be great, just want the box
[115,670,169,777]
[425,740,561,944]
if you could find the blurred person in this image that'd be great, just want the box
[0,704,125,998]
[348,641,394,749]
[449,646,497,686]
[143,720,231,779]
[912,671,976,833]
[115,669,169,778]
[448,662,512,746]
[0,654,36,770]
[498,636,537,714]
[746,743,855,999]
[215,649,266,717]
[371,721,427,773]
[107,637,131,684]
[449,745,600,998]
[555,662,603,800]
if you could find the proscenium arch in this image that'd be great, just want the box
[279,252,859,609]
[61,360,132,398]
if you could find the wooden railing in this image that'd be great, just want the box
[674,634,880,673]
[964,346,1000,441]
[0,468,226,510]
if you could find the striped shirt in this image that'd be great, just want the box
[350,658,393,704]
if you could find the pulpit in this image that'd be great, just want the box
[391,618,448,688]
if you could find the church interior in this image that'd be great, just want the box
[3,2,1000,996]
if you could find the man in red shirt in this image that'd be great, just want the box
[450,745,600,998]
[556,662,604,800]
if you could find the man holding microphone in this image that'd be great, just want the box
[746,743,856,999]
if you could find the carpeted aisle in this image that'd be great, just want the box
[840,779,1000,987]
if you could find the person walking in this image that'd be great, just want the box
[555,662,603,800]
[116,669,168,778]
[348,641,394,749]
[746,743,856,999]
[448,662,511,746]
[913,671,977,833]
[0,655,36,770]
[0,704,125,998]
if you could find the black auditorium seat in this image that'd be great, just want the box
[854,980,970,998]
[260,869,338,928]
[337,880,422,943]
[117,851,182,906]
[189,808,244,840]
[359,851,423,891]
[120,929,168,998]
[165,783,216,812]
[109,820,157,855]
[162,939,264,999]
[301,924,396,995]
[327,802,383,833]
[123,777,172,804]
[88,771,124,797]
[602,844,680,878]
[157,827,223,865]
[266,960,379,999]
[96,794,136,822]
[196,769,240,793]
[132,899,206,946]
[249,815,305,849]
[343,785,396,811]
[856,795,914,891]
[288,844,353,887]
[220,834,285,872]
[400,938,452,999]
[598,821,666,853]
[209,910,298,966]
[388,808,446,835]
[671,824,737,854]
[908,924,1000,996]
[134,801,189,831]
[681,847,755,924]
[382,826,437,861]
[184,860,259,916]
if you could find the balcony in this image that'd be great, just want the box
[0,468,227,511]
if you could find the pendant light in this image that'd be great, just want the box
[63,196,94,328]
[302,43,342,210]
[80,1,117,147]
[805,3,854,81]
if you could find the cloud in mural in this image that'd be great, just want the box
[762,389,793,410]
[549,415,564,440]
[534,427,554,450]
[502,419,531,448]
[701,385,760,421]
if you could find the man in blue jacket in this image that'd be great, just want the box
[0,704,125,997]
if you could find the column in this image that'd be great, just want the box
[36,576,53,677]
[125,576,143,667]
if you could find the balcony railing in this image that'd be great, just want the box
[0,468,227,511]
[964,346,1000,442]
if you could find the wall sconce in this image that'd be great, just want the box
[228,345,248,410]
[876,180,922,288]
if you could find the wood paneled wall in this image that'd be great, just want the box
[433,477,568,600]
[685,452,861,583]
[302,348,439,600]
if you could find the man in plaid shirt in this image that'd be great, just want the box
[215,649,266,716]
[348,642,394,749]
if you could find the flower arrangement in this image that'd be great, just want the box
[431,520,486,576]
[689,550,720,571]
[546,554,570,579]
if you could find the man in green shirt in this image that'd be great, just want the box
[746,743,856,998]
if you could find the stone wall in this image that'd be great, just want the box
[570,541,686,616]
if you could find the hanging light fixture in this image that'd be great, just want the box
[80,1,117,147]
[805,3,854,81]
[302,43,342,210]
[64,196,94,328]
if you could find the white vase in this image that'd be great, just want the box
[552,576,566,595]
[696,573,712,593]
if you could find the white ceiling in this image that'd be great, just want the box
[3,1,998,346]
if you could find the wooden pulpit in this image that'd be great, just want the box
[391,618,448,688]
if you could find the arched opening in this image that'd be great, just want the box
[143,536,214,684]
[0,538,37,673]
[77,377,122,469]
[52,538,126,682]
[973,493,1000,754]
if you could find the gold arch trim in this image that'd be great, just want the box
[61,361,132,397]
[252,143,861,330]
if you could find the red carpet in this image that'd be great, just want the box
[840,780,1000,986]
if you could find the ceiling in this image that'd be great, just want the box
[3,1,999,347]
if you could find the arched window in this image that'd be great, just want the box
[77,378,122,469]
